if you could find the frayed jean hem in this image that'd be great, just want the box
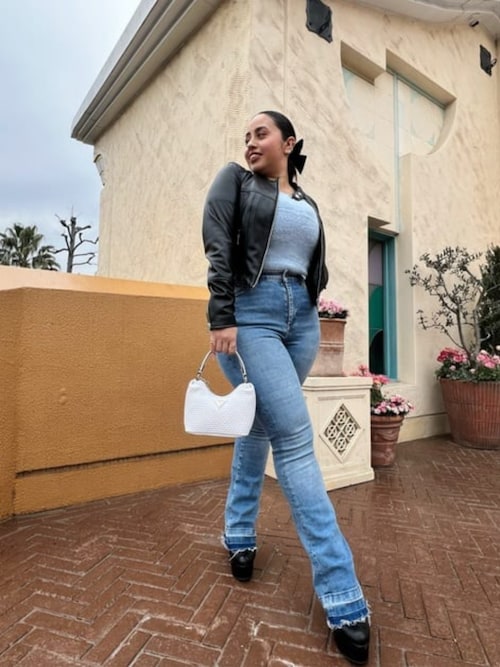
[221,534,257,552]
[326,607,370,630]
[322,588,370,630]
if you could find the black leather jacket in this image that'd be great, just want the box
[202,162,329,330]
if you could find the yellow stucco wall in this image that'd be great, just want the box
[0,266,233,519]
[91,0,499,440]
[0,289,19,518]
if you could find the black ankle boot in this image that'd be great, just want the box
[333,620,370,665]
[229,549,255,582]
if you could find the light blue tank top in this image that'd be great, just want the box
[262,192,319,277]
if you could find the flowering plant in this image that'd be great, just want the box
[436,346,500,382]
[407,246,500,381]
[317,296,348,319]
[353,365,414,416]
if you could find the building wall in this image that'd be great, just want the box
[0,266,233,519]
[95,0,252,288]
[92,0,499,440]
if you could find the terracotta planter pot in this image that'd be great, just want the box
[439,379,500,450]
[309,318,346,377]
[370,414,404,467]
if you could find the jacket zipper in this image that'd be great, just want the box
[251,178,280,288]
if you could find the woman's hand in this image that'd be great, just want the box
[210,327,238,355]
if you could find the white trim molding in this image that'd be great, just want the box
[356,0,500,37]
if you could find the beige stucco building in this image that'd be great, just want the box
[72,0,500,442]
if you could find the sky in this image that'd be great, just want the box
[0,0,141,272]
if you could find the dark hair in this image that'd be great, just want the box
[258,110,299,185]
[258,110,297,141]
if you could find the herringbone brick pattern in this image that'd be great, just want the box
[0,436,499,666]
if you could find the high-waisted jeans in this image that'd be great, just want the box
[217,272,369,629]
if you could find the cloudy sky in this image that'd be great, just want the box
[0,0,140,271]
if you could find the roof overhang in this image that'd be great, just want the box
[356,0,500,38]
[72,0,499,147]
[71,0,224,145]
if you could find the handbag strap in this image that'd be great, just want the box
[196,351,249,383]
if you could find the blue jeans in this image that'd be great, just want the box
[217,273,369,629]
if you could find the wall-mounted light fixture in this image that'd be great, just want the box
[480,45,497,76]
[93,153,105,186]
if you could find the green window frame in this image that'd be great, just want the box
[369,231,397,378]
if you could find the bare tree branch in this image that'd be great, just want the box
[55,213,98,272]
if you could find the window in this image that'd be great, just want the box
[342,65,446,228]
[341,47,453,381]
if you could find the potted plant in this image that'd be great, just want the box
[407,246,500,450]
[352,365,414,466]
[309,296,349,377]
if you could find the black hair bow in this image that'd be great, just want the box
[289,139,307,174]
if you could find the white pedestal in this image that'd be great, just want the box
[265,376,374,490]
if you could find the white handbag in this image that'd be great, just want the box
[184,351,256,438]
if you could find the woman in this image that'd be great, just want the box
[202,111,370,665]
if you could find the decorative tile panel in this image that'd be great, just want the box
[320,404,360,461]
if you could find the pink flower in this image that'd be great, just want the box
[352,365,389,384]
[317,296,349,319]
[372,374,389,385]
[476,351,500,369]
[437,347,467,364]
[436,346,500,381]
[350,366,414,415]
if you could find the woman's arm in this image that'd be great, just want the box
[202,162,243,331]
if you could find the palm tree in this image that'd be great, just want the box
[0,223,59,270]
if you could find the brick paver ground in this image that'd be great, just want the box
[0,436,499,666]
